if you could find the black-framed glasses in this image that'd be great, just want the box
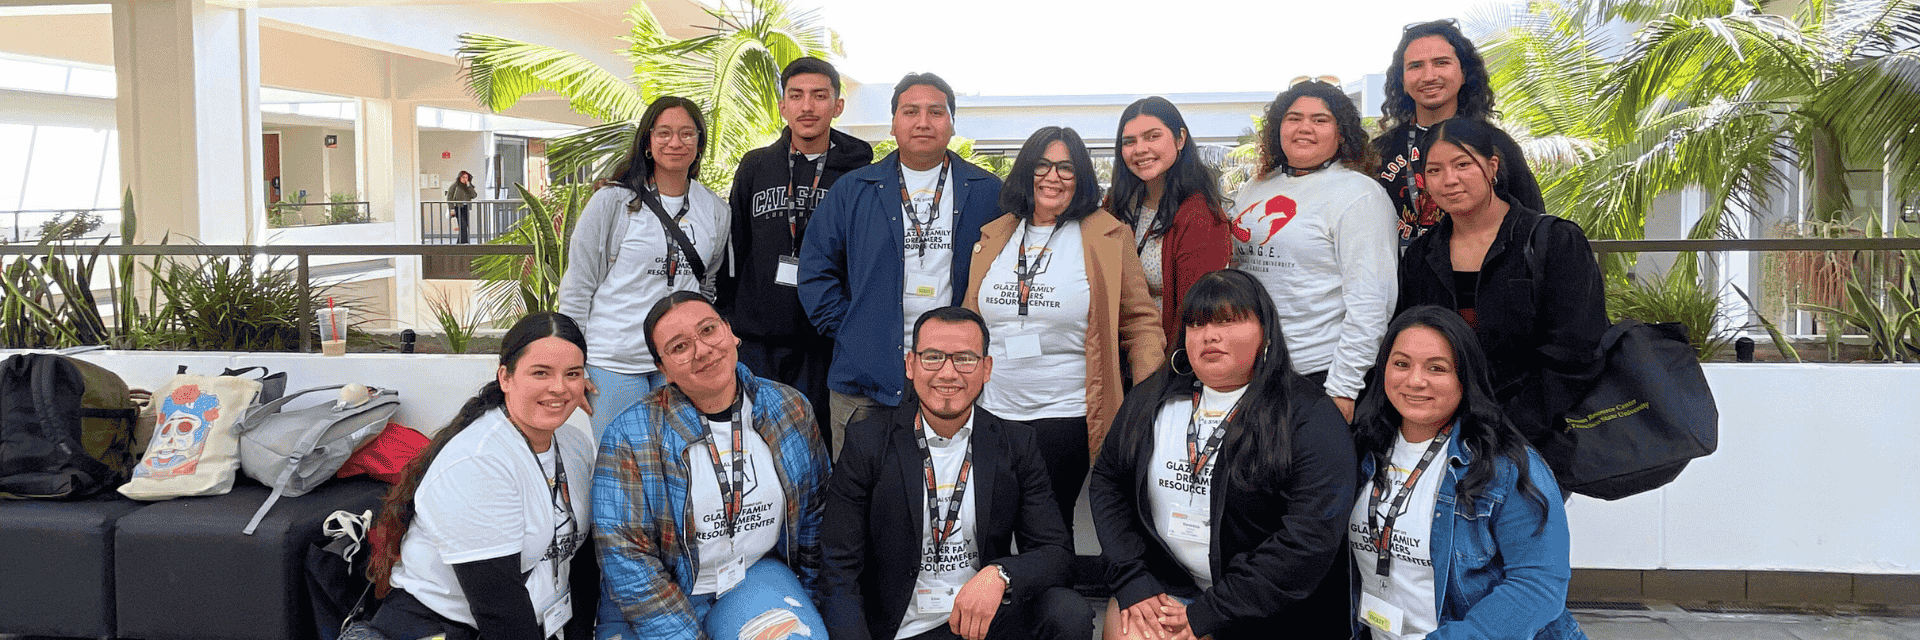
[1289,75,1341,88]
[1032,159,1076,180]
[662,319,731,364]
[913,348,983,373]
[1404,17,1460,31]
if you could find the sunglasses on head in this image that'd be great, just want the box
[1288,75,1341,88]
[1404,17,1461,31]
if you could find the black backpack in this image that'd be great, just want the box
[0,353,141,499]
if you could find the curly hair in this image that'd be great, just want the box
[1257,81,1374,179]
[1378,21,1495,138]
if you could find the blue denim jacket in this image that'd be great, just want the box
[1356,435,1586,640]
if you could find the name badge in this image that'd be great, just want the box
[1006,333,1044,359]
[1164,505,1210,543]
[775,255,800,287]
[540,592,573,637]
[906,275,940,298]
[1359,591,1404,635]
[715,555,747,595]
[914,586,956,614]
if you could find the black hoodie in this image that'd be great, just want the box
[718,127,874,338]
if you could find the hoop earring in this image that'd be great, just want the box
[1169,348,1193,376]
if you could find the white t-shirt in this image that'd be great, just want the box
[1133,206,1166,303]
[390,409,594,633]
[1227,166,1397,400]
[686,399,785,596]
[1348,432,1444,640]
[978,221,1090,420]
[1147,385,1247,590]
[896,417,980,639]
[900,162,959,347]
[581,185,729,374]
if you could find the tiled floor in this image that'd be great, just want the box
[1570,603,1920,640]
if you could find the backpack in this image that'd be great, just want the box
[1523,216,1721,499]
[236,384,400,534]
[0,353,140,499]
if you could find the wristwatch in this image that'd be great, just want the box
[992,564,1011,588]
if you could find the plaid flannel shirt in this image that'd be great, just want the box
[592,363,830,639]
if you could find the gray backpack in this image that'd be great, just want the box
[236,385,400,534]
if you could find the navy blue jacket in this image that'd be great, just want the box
[798,150,1002,406]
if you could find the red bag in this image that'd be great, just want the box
[335,422,429,484]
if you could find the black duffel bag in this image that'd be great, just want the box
[1538,318,1719,500]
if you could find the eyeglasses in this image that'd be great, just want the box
[913,348,983,373]
[1032,159,1076,180]
[661,319,731,365]
[651,127,699,145]
[1288,75,1341,88]
[1404,17,1460,31]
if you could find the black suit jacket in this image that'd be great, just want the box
[822,403,1073,640]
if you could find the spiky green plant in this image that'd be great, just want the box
[471,183,588,323]
[425,288,479,354]
[1607,261,1736,361]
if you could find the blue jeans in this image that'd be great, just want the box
[594,558,822,640]
[586,366,663,445]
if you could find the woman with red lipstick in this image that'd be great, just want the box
[1107,97,1233,346]
[963,126,1164,544]
[1090,270,1356,640]
[1347,306,1583,639]
[1394,118,1606,453]
[367,312,595,640]
[560,97,731,444]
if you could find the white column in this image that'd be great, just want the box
[112,0,263,245]
[364,98,425,329]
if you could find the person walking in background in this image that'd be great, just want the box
[719,57,875,448]
[1229,79,1398,423]
[823,307,1091,640]
[447,170,478,244]
[1107,97,1233,346]
[961,126,1162,544]
[559,96,731,442]
[366,312,595,640]
[1090,270,1356,640]
[1374,19,1543,244]
[1395,117,1605,452]
[799,72,1002,459]
[1349,306,1585,639]
[593,291,829,640]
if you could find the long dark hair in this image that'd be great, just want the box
[1106,97,1226,239]
[1414,117,1514,203]
[367,312,588,594]
[1110,269,1307,493]
[999,126,1101,224]
[1378,21,1494,138]
[1352,306,1548,525]
[1257,81,1374,179]
[606,96,707,189]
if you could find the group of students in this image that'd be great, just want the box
[358,17,1607,640]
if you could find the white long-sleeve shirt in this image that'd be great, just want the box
[557,183,729,374]
[1228,165,1397,400]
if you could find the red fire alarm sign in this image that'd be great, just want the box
[442,151,452,159]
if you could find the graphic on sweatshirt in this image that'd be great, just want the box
[1232,194,1299,245]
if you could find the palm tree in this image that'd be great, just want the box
[457,0,839,192]
[1483,0,1920,242]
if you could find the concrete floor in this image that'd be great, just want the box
[1570,603,1920,640]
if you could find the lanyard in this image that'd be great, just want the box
[653,187,693,281]
[700,401,747,538]
[513,421,574,582]
[1364,424,1453,581]
[785,151,828,253]
[1185,391,1234,497]
[1014,221,1065,317]
[897,159,950,259]
[913,412,972,562]
[1403,125,1424,192]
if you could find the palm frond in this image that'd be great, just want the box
[456,33,645,122]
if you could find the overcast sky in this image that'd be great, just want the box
[790,0,1508,96]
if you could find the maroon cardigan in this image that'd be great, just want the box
[1152,193,1233,345]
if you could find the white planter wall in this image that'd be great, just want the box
[1568,363,1919,574]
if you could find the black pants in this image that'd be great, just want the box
[737,333,834,450]
[1005,415,1089,544]
[451,204,472,244]
[898,586,1092,640]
